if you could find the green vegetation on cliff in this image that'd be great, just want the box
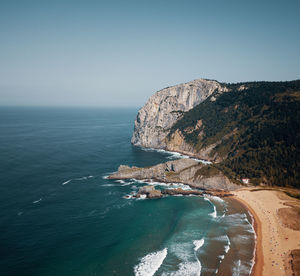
[168,80,300,188]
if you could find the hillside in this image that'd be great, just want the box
[167,80,300,187]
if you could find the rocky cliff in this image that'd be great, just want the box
[114,79,300,189]
[131,78,225,149]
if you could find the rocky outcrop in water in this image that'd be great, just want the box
[131,79,226,149]
[109,158,241,191]
[136,185,163,199]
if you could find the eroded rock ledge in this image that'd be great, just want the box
[109,158,241,192]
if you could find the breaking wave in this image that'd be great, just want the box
[62,175,95,185]
[33,198,42,204]
[193,239,204,251]
[134,248,168,276]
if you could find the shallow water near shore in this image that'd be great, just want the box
[0,107,255,276]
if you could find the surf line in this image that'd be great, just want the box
[204,197,218,218]
[193,239,204,276]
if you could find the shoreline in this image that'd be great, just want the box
[231,194,263,276]
[113,146,300,275]
[232,188,300,276]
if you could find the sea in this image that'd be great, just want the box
[0,107,255,276]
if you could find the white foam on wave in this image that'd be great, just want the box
[225,235,231,253]
[137,194,147,200]
[231,234,252,245]
[131,179,192,191]
[223,213,247,223]
[152,181,191,191]
[131,179,148,184]
[232,259,250,276]
[166,151,187,160]
[247,210,256,275]
[210,196,225,203]
[140,147,212,164]
[193,239,204,251]
[75,176,87,181]
[115,179,126,184]
[121,181,135,186]
[134,248,168,276]
[210,205,217,218]
[211,235,231,255]
[33,198,42,204]
[62,175,94,185]
[102,184,116,187]
[62,179,72,185]
[165,261,201,276]
[203,197,217,218]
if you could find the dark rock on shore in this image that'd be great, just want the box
[162,188,203,196]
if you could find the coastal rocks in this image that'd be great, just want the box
[109,158,241,191]
[162,188,203,196]
[133,186,233,199]
[136,185,162,199]
[131,79,225,149]
[108,158,198,181]
[192,174,239,191]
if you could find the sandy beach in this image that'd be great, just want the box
[233,188,300,276]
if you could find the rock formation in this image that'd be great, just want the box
[136,185,163,199]
[109,159,240,191]
[131,79,226,149]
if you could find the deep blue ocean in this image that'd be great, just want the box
[0,107,255,276]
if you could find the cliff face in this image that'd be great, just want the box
[131,79,225,148]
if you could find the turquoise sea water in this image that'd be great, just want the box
[0,107,255,276]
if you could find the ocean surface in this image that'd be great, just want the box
[0,107,255,276]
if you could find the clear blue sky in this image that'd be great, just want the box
[0,0,299,107]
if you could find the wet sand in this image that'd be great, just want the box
[233,188,300,276]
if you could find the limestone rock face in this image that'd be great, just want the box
[108,158,241,191]
[108,158,198,181]
[131,79,224,148]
